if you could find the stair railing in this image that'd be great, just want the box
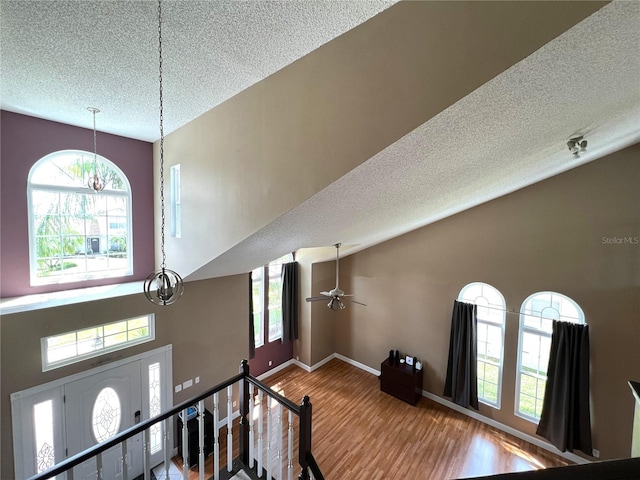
[28,359,323,480]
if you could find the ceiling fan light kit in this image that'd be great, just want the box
[306,243,366,310]
[567,135,588,156]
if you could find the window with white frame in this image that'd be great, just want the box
[252,267,265,348]
[41,314,155,371]
[516,292,585,422]
[458,282,506,408]
[252,253,293,347]
[27,150,133,285]
[170,164,181,238]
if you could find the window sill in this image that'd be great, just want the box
[0,281,144,315]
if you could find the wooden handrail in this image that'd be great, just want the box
[28,359,325,480]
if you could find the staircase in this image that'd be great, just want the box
[29,360,324,480]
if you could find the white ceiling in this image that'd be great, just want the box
[0,0,396,141]
[2,1,639,277]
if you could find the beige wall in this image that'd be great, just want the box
[0,275,249,479]
[329,145,640,461]
[165,0,604,280]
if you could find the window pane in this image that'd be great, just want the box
[34,400,55,473]
[149,362,162,454]
[43,315,155,371]
[458,282,505,407]
[29,151,132,286]
[517,292,585,422]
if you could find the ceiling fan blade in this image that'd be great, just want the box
[344,298,367,306]
[306,296,330,302]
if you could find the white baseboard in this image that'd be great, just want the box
[253,353,586,465]
[334,353,381,376]
[420,390,589,465]
[256,359,297,381]
[328,354,589,465]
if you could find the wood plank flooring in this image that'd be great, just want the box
[173,358,571,479]
[260,358,570,479]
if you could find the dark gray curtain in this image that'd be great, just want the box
[249,272,255,359]
[281,261,299,342]
[536,321,592,455]
[443,300,478,410]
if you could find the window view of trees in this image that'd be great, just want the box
[28,151,132,285]
[252,253,293,348]
[516,292,584,421]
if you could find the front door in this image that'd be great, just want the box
[64,361,143,479]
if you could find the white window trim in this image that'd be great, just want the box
[12,345,172,480]
[27,150,133,286]
[170,164,181,238]
[515,291,585,423]
[458,282,506,409]
[40,314,155,371]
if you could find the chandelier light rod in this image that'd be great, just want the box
[144,0,184,306]
[86,106,105,192]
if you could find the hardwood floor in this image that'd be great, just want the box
[260,358,571,480]
[172,358,570,479]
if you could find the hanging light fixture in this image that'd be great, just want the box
[86,106,105,192]
[144,0,184,306]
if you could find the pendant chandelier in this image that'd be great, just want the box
[87,106,105,192]
[144,0,184,306]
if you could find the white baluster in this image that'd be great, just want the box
[257,390,263,478]
[287,411,293,480]
[143,429,150,480]
[121,440,128,480]
[277,406,283,480]
[198,399,205,480]
[214,392,220,480]
[227,385,233,472]
[96,452,103,480]
[266,398,272,480]
[66,467,74,480]
[249,383,255,469]
[182,407,189,480]
[164,418,170,479]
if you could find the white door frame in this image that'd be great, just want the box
[11,345,173,479]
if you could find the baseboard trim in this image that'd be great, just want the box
[326,354,589,465]
[334,353,381,376]
[255,353,587,465]
[256,359,298,381]
[419,390,589,465]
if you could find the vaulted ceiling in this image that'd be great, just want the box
[2,1,639,277]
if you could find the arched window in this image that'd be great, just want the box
[516,291,585,422]
[458,282,506,408]
[28,150,132,285]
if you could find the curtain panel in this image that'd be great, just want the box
[281,261,299,342]
[249,272,255,359]
[536,321,592,455]
[444,300,479,410]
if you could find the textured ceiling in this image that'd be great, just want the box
[0,0,396,141]
[187,0,640,277]
[1,1,639,281]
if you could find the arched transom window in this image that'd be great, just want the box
[28,150,133,285]
[516,291,585,422]
[458,282,506,408]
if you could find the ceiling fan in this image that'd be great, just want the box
[305,243,367,310]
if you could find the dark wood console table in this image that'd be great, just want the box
[380,358,423,405]
[177,408,214,468]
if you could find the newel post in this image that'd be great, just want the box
[298,395,312,480]
[239,359,250,465]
